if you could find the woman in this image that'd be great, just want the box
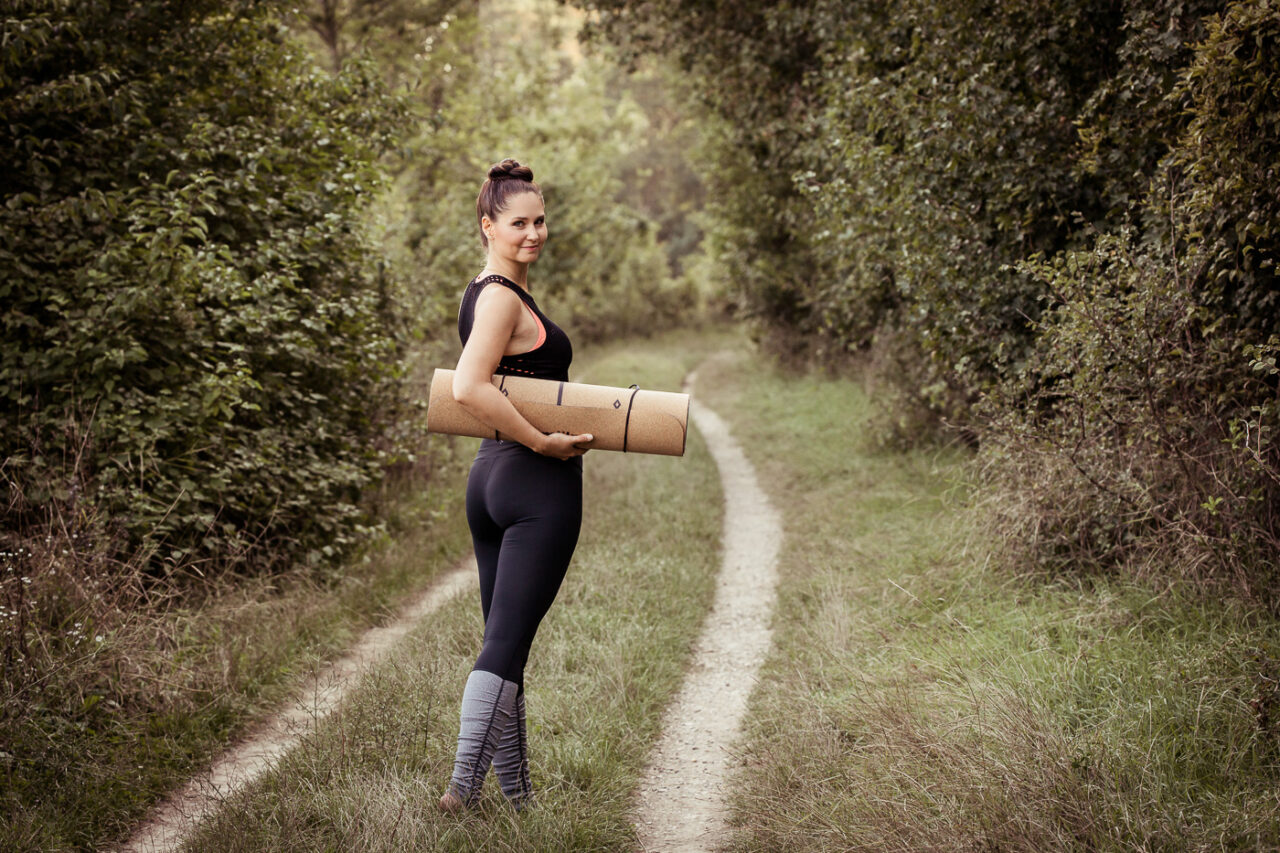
[440,159,593,812]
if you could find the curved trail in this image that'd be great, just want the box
[119,559,477,853]
[634,379,783,852]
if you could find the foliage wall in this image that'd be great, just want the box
[587,0,1280,596]
[1,0,410,581]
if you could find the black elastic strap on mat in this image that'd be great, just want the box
[622,384,640,453]
[495,375,508,439]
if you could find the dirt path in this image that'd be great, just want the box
[634,376,783,852]
[119,558,477,853]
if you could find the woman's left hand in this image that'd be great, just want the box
[539,431,593,460]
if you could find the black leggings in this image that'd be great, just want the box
[465,439,583,688]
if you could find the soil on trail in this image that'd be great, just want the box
[634,379,783,852]
[119,560,476,853]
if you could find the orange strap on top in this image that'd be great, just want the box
[523,301,546,351]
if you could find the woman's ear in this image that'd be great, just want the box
[481,215,494,242]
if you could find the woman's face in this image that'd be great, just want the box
[484,191,546,264]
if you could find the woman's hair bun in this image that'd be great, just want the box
[488,158,534,182]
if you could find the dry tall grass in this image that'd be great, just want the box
[0,442,475,849]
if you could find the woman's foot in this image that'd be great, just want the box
[438,790,465,813]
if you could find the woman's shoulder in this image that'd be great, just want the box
[471,277,525,318]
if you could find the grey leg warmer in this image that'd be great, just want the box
[448,669,519,804]
[492,691,532,807]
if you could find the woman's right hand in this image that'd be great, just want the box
[539,432,593,460]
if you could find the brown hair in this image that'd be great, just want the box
[476,159,542,248]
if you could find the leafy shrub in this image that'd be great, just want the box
[979,231,1243,578]
[590,0,1138,417]
[591,0,1280,591]
[980,0,1280,596]
[1,1,410,577]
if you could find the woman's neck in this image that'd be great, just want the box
[482,256,529,289]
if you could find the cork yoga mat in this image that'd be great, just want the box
[426,368,690,456]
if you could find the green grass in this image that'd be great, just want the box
[27,326,1267,852]
[1,451,478,852]
[692,347,1280,851]
[177,331,728,851]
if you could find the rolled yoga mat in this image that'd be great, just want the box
[426,368,690,457]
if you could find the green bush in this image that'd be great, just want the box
[1,0,409,576]
[979,0,1280,595]
[586,0,1227,415]
[1174,0,1280,338]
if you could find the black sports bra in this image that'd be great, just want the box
[457,273,573,382]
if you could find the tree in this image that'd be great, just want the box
[301,0,470,75]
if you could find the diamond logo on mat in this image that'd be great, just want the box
[613,399,621,409]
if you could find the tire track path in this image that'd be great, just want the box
[634,376,783,852]
[119,558,477,853]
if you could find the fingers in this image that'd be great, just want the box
[542,432,592,460]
